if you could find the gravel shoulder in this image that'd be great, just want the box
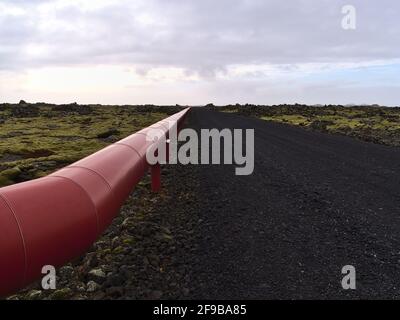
[8,161,200,300]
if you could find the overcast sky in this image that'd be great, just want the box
[0,0,399,105]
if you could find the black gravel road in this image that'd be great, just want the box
[184,108,400,299]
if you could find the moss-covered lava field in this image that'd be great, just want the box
[0,102,181,187]
[218,104,400,147]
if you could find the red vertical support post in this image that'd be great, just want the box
[166,140,170,163]
[151,163,161,192]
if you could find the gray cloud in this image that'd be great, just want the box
[0,0,399,105]
[0,0,399,73]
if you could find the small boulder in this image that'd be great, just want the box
[50,288,73,300]
[88,268,106,283]
[27,290,42,300]
[87,281,100,292]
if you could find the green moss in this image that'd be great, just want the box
[122,237,135,245]
[262,115,310,126]
[221,109,239,113]
[49,288,73,300]
[101,248,112,256]
[113,246,124,254]
[0,167,22,187]
[0,104,170,187]
[256,105,400,146]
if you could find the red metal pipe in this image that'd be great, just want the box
[151,164,161,192]
[0,108,190,297]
